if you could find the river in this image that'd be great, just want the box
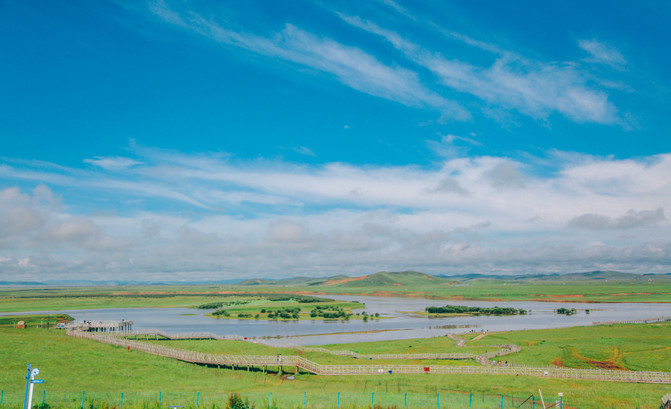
[5,295,669,345]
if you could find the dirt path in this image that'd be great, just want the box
[472,333,488,341]
[447,334,466,347]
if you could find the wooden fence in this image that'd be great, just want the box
[299,346,477,360]
[593,316,671,325]
[68,330,671,384]
[115,330,517,362]
[115,329,244,341]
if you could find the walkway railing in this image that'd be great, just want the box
[299,346,477,360]
[68,330,671,384]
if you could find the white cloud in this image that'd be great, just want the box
[578,38,626,68]
[147,5,469,120]
[1,150,671,280]
[338,14,621,125]
[569,208,667,230]
[293,146,316,157]
[84,156,142,171]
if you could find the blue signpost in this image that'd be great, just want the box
[24,364,44,409]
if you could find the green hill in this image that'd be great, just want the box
[325,271,447,287]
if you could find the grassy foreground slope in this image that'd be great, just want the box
[1,324,670,408]
[313,322,671,372]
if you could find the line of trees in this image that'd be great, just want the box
[310,305,352,319]
[263,307,301,319]
[425,305,527,315]
[195,300,251,309]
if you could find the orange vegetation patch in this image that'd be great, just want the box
[547,294,585,298]
[323,275,369,285]
[552,357,566,367]
[571,347,628,371]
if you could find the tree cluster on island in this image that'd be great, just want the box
[195,300,251,309]
[310,305,352,319]
[262,307,301,319]
[425,305,527,315]
[555,307,578,316]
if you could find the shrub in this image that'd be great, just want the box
[226,393,254,409]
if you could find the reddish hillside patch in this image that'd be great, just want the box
[323,275,369,285]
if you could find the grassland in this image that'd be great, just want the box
[0,290,365,315]
[2,276,670,315]
[1,280,669,408]
[1,323,670,408]
[197,297,366,321]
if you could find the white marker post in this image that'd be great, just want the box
[24,364,44,409]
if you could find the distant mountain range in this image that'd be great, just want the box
[238,270,671,287]
[238,271,445,287]
[1,270,669,287]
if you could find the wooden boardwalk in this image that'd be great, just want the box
[117,330,516,361]
[593,316,671,325]
[117,329,244,341]
[68,330,671,384]
[299,346,478,360]
[63,320,133,332]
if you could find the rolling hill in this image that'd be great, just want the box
[239,271,448,287]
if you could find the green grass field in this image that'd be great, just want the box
[1,278,670,314]
[1,283,670,408]
[1,322,670,408]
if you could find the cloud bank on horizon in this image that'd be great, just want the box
[0,0,670,280]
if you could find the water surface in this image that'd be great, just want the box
[5,295,669,345]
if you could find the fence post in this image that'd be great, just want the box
[81,390,85,409]
[269,392,272,408]
[560,395,563,409]
[304,391,306,407]
[437,393,439,409]
[159,391,162,405]
[469,393,472,408]
[42,390,45,405]
[404,393,407,408]
[371,392,374,407]
[500,394,504,409]
[120,392,124,409]
[337,392,340,407]
[532,396,535,409]
[196,392,200,406]
[1,389,3,405]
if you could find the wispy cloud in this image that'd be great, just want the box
[293,146,316,157]
[147,2,469,120]
[578,38,627,68]
[337,14,621,125]
[84,156,142,171]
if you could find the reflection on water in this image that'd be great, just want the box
[5,295,669,345]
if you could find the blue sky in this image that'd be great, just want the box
[1,0,670,281]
